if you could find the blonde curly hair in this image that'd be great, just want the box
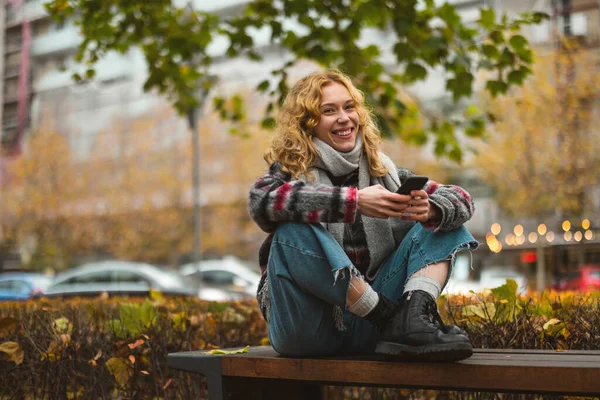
[264,69,388,179]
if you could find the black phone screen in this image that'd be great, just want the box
[396,176,428,195]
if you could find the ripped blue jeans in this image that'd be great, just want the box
[266,222,478,357]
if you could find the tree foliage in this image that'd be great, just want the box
[43,0,547,161]
[3,100,269,269]
[473,43,600,219]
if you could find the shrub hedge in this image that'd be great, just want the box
[1,280,599,399]
[0,291,268,399]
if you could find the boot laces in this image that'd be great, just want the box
[424,300,445,329]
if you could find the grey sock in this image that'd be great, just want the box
[403,275,442,300]
[347,285,379,317]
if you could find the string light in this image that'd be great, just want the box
[516,235,525,245]
[514,224,524,236]
[562,220,571,231]
[491,223,501,235]
[584,230,593,240]
[538,224,547,235]
[546,231,555,242]
[564,231,573,241]
[528,232,538,243]
[582,219,590,230]
[574,231,583,242]
[505,233,515,246]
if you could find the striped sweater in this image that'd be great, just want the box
[248,162,475,318]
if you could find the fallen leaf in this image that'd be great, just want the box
[128,339,144,350]
[205,345,250,355]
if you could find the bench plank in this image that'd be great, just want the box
[168,347,600,399]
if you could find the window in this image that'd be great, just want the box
[0,280,30,294]
[64,271,112,284]
[202,270,236,285]
[113,270,149,284]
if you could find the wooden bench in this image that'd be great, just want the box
[167,346,600,399]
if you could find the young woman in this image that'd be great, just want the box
[248,70,479,361]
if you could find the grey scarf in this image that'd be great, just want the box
[308,135,402,279]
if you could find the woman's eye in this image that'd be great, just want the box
[323,109,334,114]
[345,104,354,110]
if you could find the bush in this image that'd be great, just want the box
[441,280,600,350]
[1,280,599,399]
[0,292,267,399]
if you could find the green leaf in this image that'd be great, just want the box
[509,34,528,51]
[478,8,496,29]
[489,30,504,44]
[404,63,428,82]
[491,279,518,303]
[257,80,270,93]
[119,303,142,336]
[437,3,461,27]
[140,299,157,330]
[481,44,500,59]
[486,80,508,97]
[507,69,527,85]
[108,319,128,339]
[446,71,473,100]
[261,117,276,129]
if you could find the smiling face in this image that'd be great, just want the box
[313,82,360,153]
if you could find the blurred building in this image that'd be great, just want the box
[0,0,598,281]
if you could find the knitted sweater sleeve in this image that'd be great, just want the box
[248,162,359,233]
[397,167,475,232]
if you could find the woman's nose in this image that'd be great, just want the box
[337,113,350,123]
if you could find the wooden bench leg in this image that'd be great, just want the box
[222,376,322,400]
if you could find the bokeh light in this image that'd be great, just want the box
[585,230,593,240]
[528,232,538,243]
[564,231,573,241]
[514,224,524,236]
[582,219,590,230]
[574,231,583,242]
[537,224,547,235]
[562,220,571,231]
[546,231,555,242]
[491,223,501,235]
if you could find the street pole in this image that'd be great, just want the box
[536,241,546,292]
[186,84,211,270]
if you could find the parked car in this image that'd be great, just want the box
[179,256,261,301]
[552,265,600,291]
[0,272,53,301]
[44,260,201,299]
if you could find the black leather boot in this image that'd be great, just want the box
[374,290,473,362]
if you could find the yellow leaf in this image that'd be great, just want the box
[205,345,250,355]
[543,318,561,330]
[106,357,133,387]
[129,355,135,365]
[0,341,24,365]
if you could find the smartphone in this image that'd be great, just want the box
[396,176,428,195]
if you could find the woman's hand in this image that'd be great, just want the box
[357,185,408,219]
[357,186,440,222]
[398,189,436,222]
